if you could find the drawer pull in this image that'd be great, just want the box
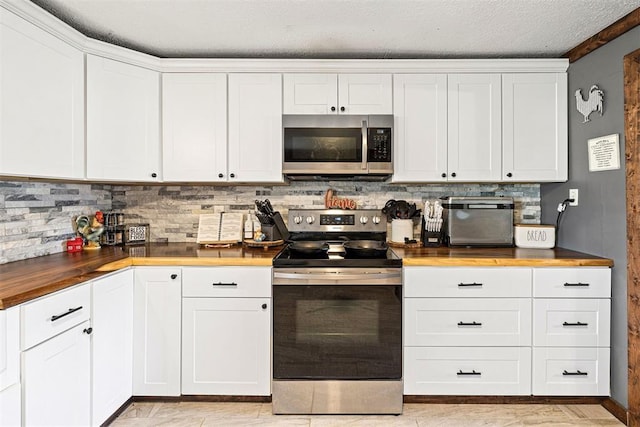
[563,282,589,287]
[563,321,589,327]
[563,370,588,376]
[170,274,178,280]
[212,282,238,287]
[458,282,483,287]
[457,321,482,327]
[457,370,481,376]
[50,306,83,322]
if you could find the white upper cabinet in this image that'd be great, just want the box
[228,73,283,183]
[0,8,84,180]
[162,73,227,182]
[392,74,448,182]
[447,74,502,182]
[502,73,568,182]
[86,54,161,182]
[283,73,392,115]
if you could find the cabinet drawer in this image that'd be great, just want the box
[532,347,610,396]
[182,267,271,298]
[404,298,531,346]
[533,299,610,347]
[404,267,531,298]
[404,346,531,395]
[21,283,90,350]
[533,268,611,298]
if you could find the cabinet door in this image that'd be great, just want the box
[86,55,160,182]
[23,321,91,426]
[338,74,393,115]
[392,74,448,182]
[502,73,568,182]
[133,267,181,396]
[0,307,19,392]
[162,73,227,182]
[448,74,502,181]
[92,270,134,426]
[182,297,271,395]
[228,74,283,182]
[0,383,20,427]
[0,8,84,179]
[283,73,337,114]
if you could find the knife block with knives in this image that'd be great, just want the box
[255,199,290,241]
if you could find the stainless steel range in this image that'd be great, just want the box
[272,209,402,415]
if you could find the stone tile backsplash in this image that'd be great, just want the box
[1,180,540,264]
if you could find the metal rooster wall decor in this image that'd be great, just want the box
[575,85,604,123]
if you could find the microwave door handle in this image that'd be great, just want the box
[361,120,368,170]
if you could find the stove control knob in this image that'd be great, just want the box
[293,215,303,224]
[306,216,315,224]
[372,215,381,224]
[359,216,369,224]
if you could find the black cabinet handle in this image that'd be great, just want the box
[563,370,588,376]
[261,303,267,309]
[50,306,83,322]
[564,282,589,287]
[563,321,588,327]
[331,106,336,111]
[458,282,483,287]
[457,321,482,326]
[451,172,457,178]
[83,327,93,335]
[170,274,178,280]
[212,282,238,287]
[340,106,345,112]
[218,173,224,178]
[151,173,157,178]
[441,173,446,178]
[457,370,481,376]
[230,173,235,178]
[506,172,513,178]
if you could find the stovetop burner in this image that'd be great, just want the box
[273,209,402,268]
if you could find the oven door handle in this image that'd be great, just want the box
[361,119,368,170]
[273,271,401,281]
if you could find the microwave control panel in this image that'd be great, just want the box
[368,128,392,162]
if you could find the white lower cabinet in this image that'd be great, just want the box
[404,347,532,395]
[181,267,271,395]
[403,266,611,397]
[92,269,134,426]
[22,320,91,426]
[0,307,20,427]
[133,267,182,396]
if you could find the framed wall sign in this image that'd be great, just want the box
[588,133,620,172]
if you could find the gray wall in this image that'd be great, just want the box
[541,26,640,408]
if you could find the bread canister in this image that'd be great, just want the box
[514,224,555,249]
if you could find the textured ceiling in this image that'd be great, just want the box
[30,0,640,59]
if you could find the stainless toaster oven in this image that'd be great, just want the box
[442,196,514,247]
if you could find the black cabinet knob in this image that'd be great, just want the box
[451,172,457,178]
[331,106,336,111]
[230,173,235,178]
[261,303,267,309]
[218,173,224,178]
[171,274,178,280]
[340,106,345,112]
[151,173,157,178]
[441,173,447,178]
[83,327,93,335]
[506,172,513,178]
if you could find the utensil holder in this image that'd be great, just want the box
[262,224,282,241]
[391,219,414,243]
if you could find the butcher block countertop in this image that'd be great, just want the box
[0,243,612,309]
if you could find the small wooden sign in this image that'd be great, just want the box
[324,189,356,209]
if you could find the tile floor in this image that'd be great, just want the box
[111,402,624,426]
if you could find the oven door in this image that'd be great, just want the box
[273,270,402,380]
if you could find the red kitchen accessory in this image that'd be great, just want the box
[66,237,83,253]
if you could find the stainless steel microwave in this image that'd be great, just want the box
[282,115,393,180]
